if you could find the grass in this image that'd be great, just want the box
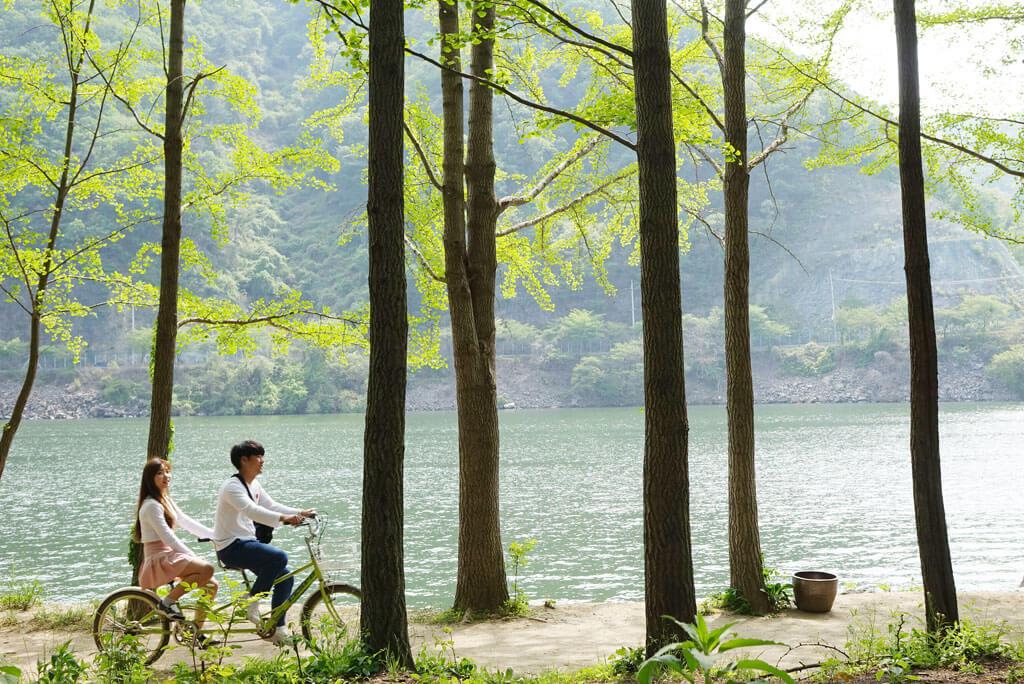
[28,604,92,632]
[811,611,1024,683]
[412,604,535,625]
[0,580,43,611]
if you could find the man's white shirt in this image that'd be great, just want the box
[212,476,298,551]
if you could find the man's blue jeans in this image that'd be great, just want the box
[218,539,293,626]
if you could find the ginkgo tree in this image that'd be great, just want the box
[0,0,162,481]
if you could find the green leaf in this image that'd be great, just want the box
[734,659,796,684]
[718,637,786,652]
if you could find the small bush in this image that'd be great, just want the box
[29,604,91,631]
[92,634,153,683]
[0,579,43,611]
[609,645,645,676]
[703,561,792,615]
[774,342,835,377]
[987,345,1024,398]
[36,642,86,684]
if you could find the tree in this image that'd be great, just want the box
[893,0,959,633]
[632,0,697,651]
[717,0,771,615]
[360,0,412,663]
[438,0,510,613]
[692,0,844,613]
[0,0,159,480]
[146,0,187,460]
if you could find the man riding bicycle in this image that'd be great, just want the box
[212,440,315,645]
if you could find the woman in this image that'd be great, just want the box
[133,458,219,636]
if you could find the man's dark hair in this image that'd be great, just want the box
[230,440,265,470]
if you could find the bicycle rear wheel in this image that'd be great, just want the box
[300,582,361,647]
[92,588,171,665]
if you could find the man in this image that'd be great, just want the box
[213,440,314,645]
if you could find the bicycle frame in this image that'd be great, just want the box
[179,516,339,636]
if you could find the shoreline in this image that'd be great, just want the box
[4,591,1024,676]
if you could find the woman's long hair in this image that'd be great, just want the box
[132,458,176,542]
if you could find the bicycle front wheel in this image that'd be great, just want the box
[300,582,361,646]
[92,588,171,665]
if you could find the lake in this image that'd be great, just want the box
[0,403,1021,607]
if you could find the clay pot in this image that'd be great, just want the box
[792,571,838,613]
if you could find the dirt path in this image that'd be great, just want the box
[3,591,1023,678]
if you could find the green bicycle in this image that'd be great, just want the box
[92,516,360,664]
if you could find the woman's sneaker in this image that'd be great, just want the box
[158,599,184,621]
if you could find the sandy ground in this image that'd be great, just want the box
[3,591,1024,678]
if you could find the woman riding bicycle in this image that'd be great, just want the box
[134,458,219,636]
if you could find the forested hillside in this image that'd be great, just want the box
[2,0,1023,418]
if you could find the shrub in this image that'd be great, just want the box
[0,579,43,611]
[774,342,835,377]
[987,345,1024,398]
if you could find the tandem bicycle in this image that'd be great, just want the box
[92,515,359,664]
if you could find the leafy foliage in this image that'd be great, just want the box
[637,613,794,684]
[986,344,1024,398]
[0,578,42,611]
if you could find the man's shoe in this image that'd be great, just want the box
[195,633,221,650]
[266,626,296,647]
[246,600,263,627]
[159,600,185,622]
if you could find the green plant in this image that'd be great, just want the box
[636,613,794,684]
[609,646,646,676]
[303,620,381,680]
[0,579,43,611]
[503,538,537,617]
[92,634,153,683]
[28,604,91,631]
[36,642,87,683]
[414,629,478,681]
[704,561,792,616]
[0,665,20,684]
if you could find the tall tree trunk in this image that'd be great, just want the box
[722,0,769,615]
[146,0,186,460]
[0,0,92,481]
[893,0,958,633]
[451,0,508,614]
[360,0,411,659]
[360,0,413,664]
[631,0,696,652]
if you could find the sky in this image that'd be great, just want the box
[752,0,1024,117]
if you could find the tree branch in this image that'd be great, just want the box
[497,136,600,213]
[747,88,814,170]
[699,0,726,73]
[404,45,636,150]
[178,309,360,329]
[403,122,442,192]
[515,0,633,58]
[404,234,446,283]
[496,167,635,236]
[775,49,1024,178]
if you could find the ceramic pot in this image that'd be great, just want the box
[792,571,838,613]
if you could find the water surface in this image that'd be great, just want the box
[0,403,1020,606]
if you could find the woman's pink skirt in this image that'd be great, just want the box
[139,541,194,589]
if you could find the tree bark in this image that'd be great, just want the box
[631,0,696,652]
[893,0,959,633]
[722,0,769,615]
[449,0,509,614]
[146,0,186,460]
[0,0,92,481]
[360,0,413,664]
